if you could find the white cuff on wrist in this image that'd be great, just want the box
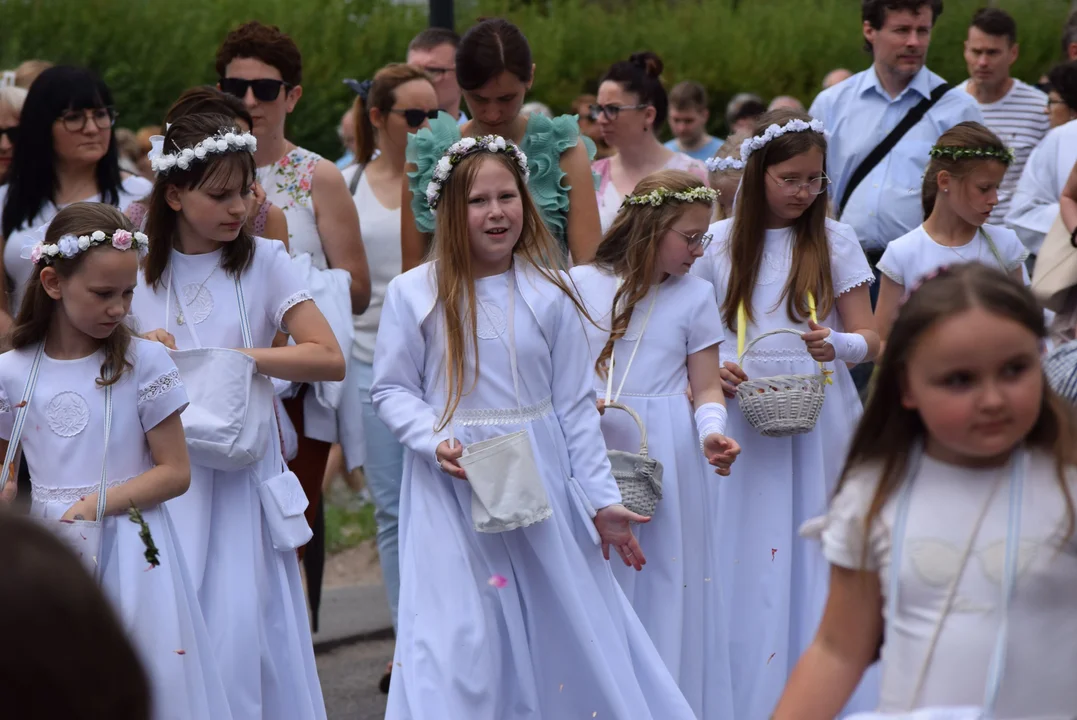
[695,402,728,450]
[823,330,869,364]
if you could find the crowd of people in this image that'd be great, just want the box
[1,0,1077,719]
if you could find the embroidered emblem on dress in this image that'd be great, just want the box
[45,391,90,438]
[906,537,1041,613]
[476,301,507,339]
[179,283,214,325]
[755,250,788,287]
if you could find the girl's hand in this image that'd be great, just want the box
[703,434,741,476]
[61,494,98,522]
[436,439,467,480]
[803,321,836,363]
[596,398,606,415]
[1,479,16,504]
[142,329,177,350]
[719,362,748,398]
[594,504,650,571]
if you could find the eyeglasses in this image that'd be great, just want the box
[0,126,16,143]
[767,172,830,196]
[57,107,117,133]
[418,65,455,79]
[391,108,440,128]
[589,103,648,121]
[1047,98,1067,107]
[670,228,713,251]
[219,77,292,103]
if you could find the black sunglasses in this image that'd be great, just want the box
[219,77,292,102]
[0,126,16,143]
[391,108,439,128]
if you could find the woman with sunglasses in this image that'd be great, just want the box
[0,85,26,186]
[215,22,372,598]
[401,17,603,271]
[340,61,438,695]
[0,65,152,330]
[592,53,708,232]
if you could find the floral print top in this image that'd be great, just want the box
[258,147,326,269]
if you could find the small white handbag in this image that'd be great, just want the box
[452,267,551,533]
[0,344,112,579]
[166,264,275,471]
[255,457,312,551]
[847,446,1026,720]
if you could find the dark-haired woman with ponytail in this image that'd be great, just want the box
[401,17,602,270]
[592,52,708,231]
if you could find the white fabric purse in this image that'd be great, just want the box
[847,446,1026,720]
[452,268,551,533]
[0,344,112,579]
[166,265,275,471]
[255,457,312,551]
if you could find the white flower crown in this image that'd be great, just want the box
[426,135,530,210]
[621,186,719,209]
[740,118,825,162]
[150,130,257,174]
[24,229,149,266]
[705,156,746,173]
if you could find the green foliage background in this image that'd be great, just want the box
[1,0,1071,157]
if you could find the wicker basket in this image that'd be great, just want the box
[604,401,664,517]
[735,328,826,438]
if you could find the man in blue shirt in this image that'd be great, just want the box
[810,0,983,266]
[664,80,722,161]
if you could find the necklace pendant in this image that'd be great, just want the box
[177,313,185,326]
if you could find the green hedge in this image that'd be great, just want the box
[1,0,1071,158]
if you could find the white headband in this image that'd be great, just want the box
[706,156,746,173]
[740,118,825,162]
[150,129,256,174]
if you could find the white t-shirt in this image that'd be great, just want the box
[877,223,1028,289]
[352,171,401,365]
[821,450,1077,716]
[957,80,1051,223]
[0,176,153,312]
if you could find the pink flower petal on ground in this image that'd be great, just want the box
[175,649,186,655]
[487,574,508,589]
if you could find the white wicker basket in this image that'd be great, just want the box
[735,328,826,438]
[604,401,663,517]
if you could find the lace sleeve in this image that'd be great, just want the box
[276,290,314,333]
[135,341,190,431]
[406,112,464,234]
[138,368,182,406]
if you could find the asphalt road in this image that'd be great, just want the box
[318,638,393,719]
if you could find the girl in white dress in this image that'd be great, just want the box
[571,169,739,718]
[372,135,697,719]
[691,108,881,719]
[875,122,1029,341]
[132,113,344,720]
[0,202,232,720]
[776,263,1077,718]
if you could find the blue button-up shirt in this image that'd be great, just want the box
[809,66,983,253]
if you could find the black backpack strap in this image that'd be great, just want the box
[348,163,365,196]
[837,83,951,219]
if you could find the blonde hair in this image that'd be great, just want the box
[11,202,135,387]
[14,59,52,90]
[721,108,833,329]
[592,170,712,378]
[0,85,27,116]
[432,151,592,431]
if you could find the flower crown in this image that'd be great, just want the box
[740,118,825,162]
[705,156,746,173]
[621,186,719,209]
[24,229,149,266]
[426,135,530,210]
[150,130,257,174]
[928,144,1015,164]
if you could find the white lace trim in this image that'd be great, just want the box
[32,478,129,505]
[138,369,183,406]
[276,290,313,332]
[0,397,10,414]
[453,396,553,427]
[835,273,875,297]
[593,388,686,398]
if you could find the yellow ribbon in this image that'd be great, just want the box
[807,291,834,385]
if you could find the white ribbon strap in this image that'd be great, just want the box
[0,344,45,495]
[603,286,658,405]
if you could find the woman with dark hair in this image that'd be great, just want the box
[592,52,708,231]
[401,17,602,270]
[0,65,151,324]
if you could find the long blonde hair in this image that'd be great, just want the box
[721,108,833,329]
[432,151,593,431]
[592,170,712,378]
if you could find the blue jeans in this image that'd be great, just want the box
[356,360,404,631]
